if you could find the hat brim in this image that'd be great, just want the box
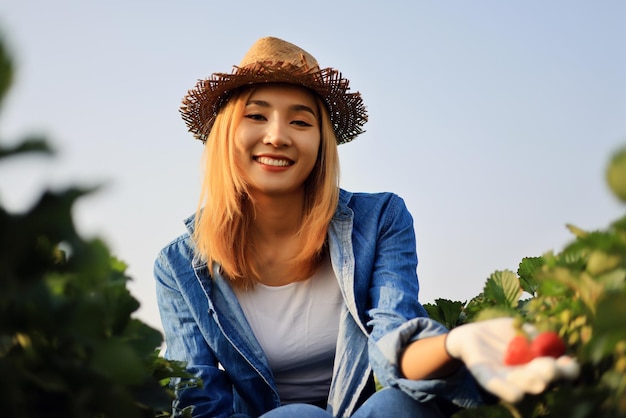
[180,63,367,144]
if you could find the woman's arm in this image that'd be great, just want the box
[400,334,462,380]
[154,243,235,417]
[360,193,484,408]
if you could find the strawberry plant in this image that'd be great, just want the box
[0,31,194,417]
[427,146,626,416]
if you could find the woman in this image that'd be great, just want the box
[155,37,576,418]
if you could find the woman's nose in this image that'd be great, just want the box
[263,119,291,147]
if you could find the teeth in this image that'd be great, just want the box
[256,157,290,167]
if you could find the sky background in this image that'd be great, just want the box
[1,1,625,331]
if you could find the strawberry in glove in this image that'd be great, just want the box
[444,317,580,403]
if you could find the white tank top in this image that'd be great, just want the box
[234,256,342,404]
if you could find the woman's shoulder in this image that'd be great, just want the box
[338,189,414,230]
[339,188,407,211]
[156,214,197,263]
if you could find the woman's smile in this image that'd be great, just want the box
[254,155,294,167]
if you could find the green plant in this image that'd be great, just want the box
[426,146,626,417]
[0,31,193,418]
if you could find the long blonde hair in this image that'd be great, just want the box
[192,87,340,288]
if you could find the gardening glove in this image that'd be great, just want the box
[445,317,580,403]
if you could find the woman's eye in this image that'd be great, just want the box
[245,113,266,121]
[292,120,313,127]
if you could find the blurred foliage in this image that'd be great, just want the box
[0,31,194,417]
[427,145,626,417]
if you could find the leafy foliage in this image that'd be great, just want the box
[0,31,194,418]
[425,145,626,417]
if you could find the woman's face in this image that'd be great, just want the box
[234,84,321,199]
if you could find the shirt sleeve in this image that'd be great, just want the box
[154,242,242,418]
[364,194,484,409]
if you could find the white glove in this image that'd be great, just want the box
[445,317,580,403]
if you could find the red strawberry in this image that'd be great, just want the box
[504,334,534,365]
[530,331,566,359]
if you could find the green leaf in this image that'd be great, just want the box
[90,339,145,385]
[566,223,589,239]
[535,277,569,298]
[584,290,626,362]
[566,229,626,257]
[610,214,626,233]
[472,306,519,322]
[122,319,164,356]
[595,268,626,291]
[0,137,53,159]
[518,256,544,295]
[606,145,626,203]
[483,270,523,309]
[424,298,465,329]
[0,30,13,107]
[423,304,443,324]
[585,251,621,276]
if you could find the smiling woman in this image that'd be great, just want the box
[205,84,326,287]
[153,36,579,418]
[190,82,339,289]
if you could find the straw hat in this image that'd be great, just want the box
[180,36,368,144]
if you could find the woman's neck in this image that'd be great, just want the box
[250,191,306,240]
[247,191,315,286]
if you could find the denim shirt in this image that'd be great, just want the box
[155,189,483,418]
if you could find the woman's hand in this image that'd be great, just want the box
[444,317,580,403]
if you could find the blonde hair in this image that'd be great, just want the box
[193,87,340,288]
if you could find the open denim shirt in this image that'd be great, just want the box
[155,189,483,418]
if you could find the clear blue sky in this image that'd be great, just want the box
[1,1,625,331]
